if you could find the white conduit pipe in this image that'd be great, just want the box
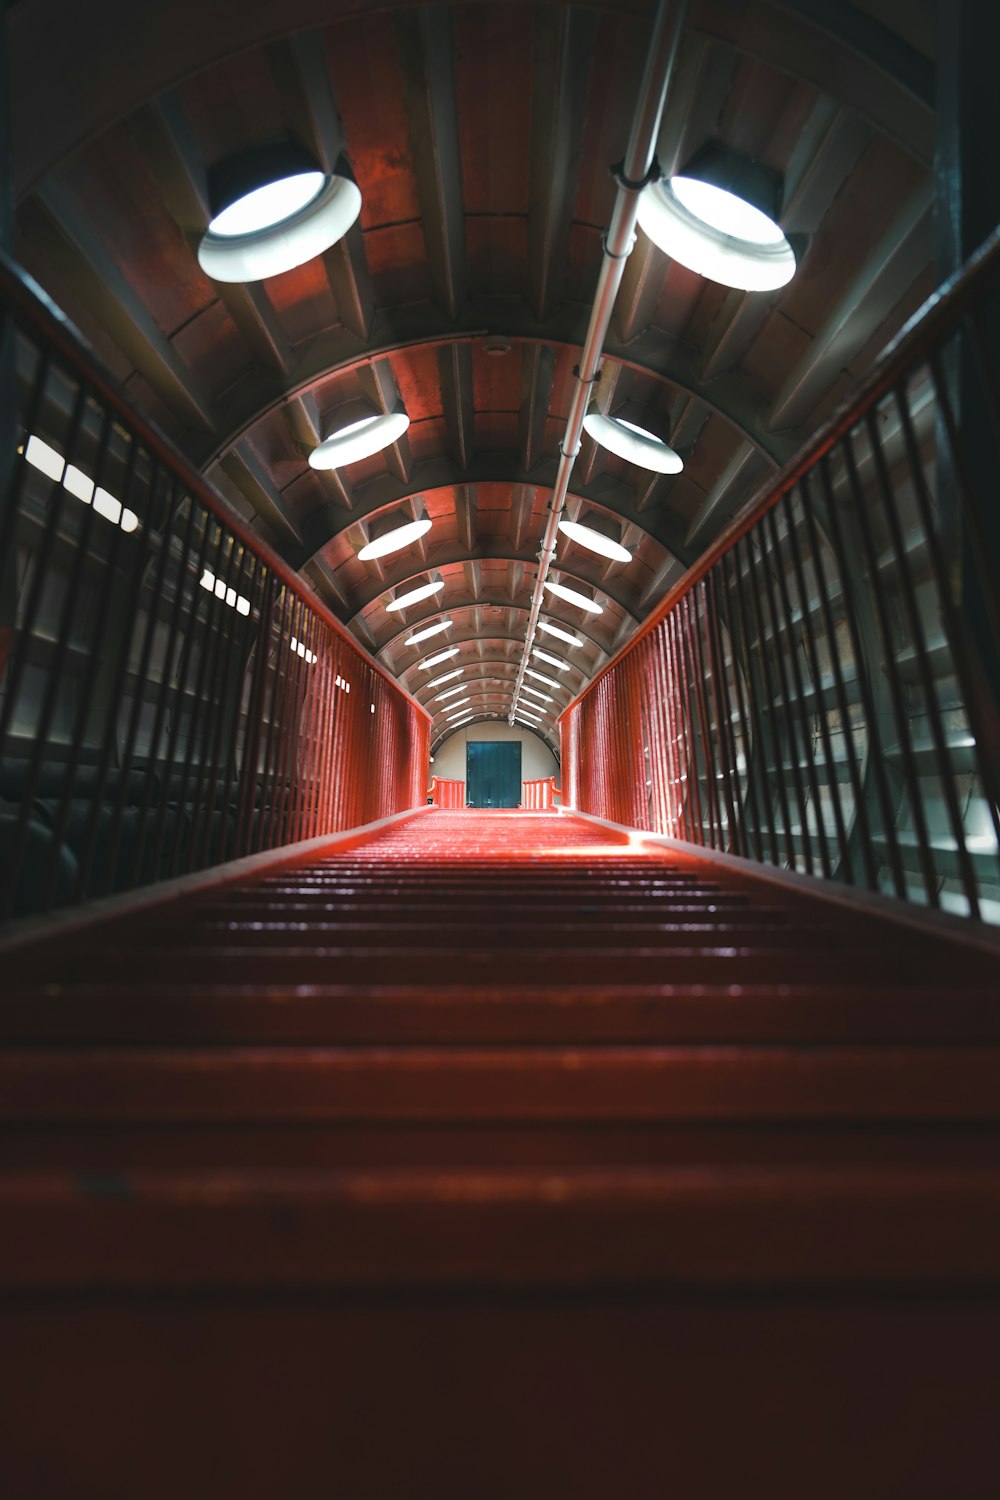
[509,0,688,725]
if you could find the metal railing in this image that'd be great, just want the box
[522,777,559,810]
[562,227,1000,922]
[430,777,466,809]
[0,253,430,925]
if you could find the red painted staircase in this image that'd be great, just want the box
[3,808,1000,1497]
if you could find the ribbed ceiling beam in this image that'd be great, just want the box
[394,7,467,321]
[277,455,690,576]
[348,547,642,623]
[197,306,800,473]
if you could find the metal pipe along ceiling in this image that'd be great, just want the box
[508,0,688,725]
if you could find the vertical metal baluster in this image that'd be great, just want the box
[102,471,182,896]
[173,524,242,875]
[298,606,322,840]
[148,507,215,875]
[866,401,978,911]
[4,397,115,915]
[628,654,646,828]
[780,489,852,881]
[663,614,692,842]
[0,345,53,570]
[763,504,830,877]
[818,451,905,894]
[0,373,89,770]
[796,471,876,888]
[895,380,1000,882]
[234,569,275,858]
[649,629,671,833]
[191,541,254,870]
[41,418,141,906]
[216,550,263,865]
[734,534,795,868]
[73,455,165,900]
[328,641,347,831]
[704,571,747,857]
[683,592,722,847]
[670,609,704,843]
[127,482,200,887]
[842,431,938,902]
[261,589,296,849]
[316,626,339,836]
[273,592,309,844]
[660,624,685,838]
[754,518,813,874]
[165,515,229,876]
[715,551,764,862]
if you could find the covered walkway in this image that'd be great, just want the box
[4,809,1000,1494]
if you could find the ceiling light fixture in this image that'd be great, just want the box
[537,619,584,648]
[420,646,460,670]
[358,510,431,561]
[525,668,563,689]
[197,143,362,283]
[406,618,452,646]
[426,667,464,689]
[310,408,411,471]
[558,514,634,562]
[531,647,570,671]
[637,140,796,292]
[440,695,470,709]
[385,578,444,613]
[543,579,603,615]
[435,685,468,702]
[581,413,682,475]
[522,685,554,703]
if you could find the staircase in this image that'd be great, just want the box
[3,807,1000,1497]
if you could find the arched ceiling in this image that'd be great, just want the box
[9,0,935,747]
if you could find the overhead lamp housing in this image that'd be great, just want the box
[407,618,452,646]
[531,647,570,671]
[637,140,796,292]
[543,578,603,615]
[582,411,682,474]
[386,578,444,613]
[420,646,460,670]
[537,619,584,649]
[198,143,362,284]
[358,506,431,561]
[310,403,410,471]
[558,511,633,562]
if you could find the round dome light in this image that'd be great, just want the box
[209,173,325,237]
[581,413,682,474]
[420,646,460,670]
[531,647,570,670]
[310,410,410,471]
[558,517,633,562]
[543,579,603,615]
[427,668,464,689]
[198,145,362,284]
[537,619,584,648]
[385,579,444,613]
[637,141,795,292]
[525,668,563,690]
[357,515,431,561]
[407,618,452,646]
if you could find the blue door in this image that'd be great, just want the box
[466,741,522,808]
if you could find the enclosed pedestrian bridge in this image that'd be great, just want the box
[3,0,1000,1493]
